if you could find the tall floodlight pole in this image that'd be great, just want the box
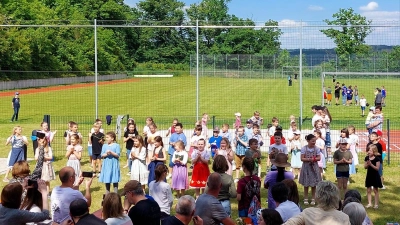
[94,19,98,119]
[299,21,303,126]
[196,20,199,120]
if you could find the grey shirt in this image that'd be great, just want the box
[205,173,237,201]
[0,205,50,225]
[195,194,228,225]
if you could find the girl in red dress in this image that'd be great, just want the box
[190,138,210,199]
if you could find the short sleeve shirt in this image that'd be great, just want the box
[51,186,87,224]
[195,194,228,225]
[333,150,353,172]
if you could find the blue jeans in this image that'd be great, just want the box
[11,107,19,121]
[219,200,231,217]
[342,95,346,105]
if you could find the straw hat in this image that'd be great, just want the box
[271,153,291,167]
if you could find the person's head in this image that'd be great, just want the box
[248,138,258,150]
[69,122,78,132]
[361,94,365,98]
[197,138,206,151]
[212,155,229,173]
[212,126,220,137]
[340,128,349,138]
[338,138,348,150]
[343,202,366,225]
[246,120,253,128]
[235,112,241,118]
[154,164,168,182]
[41,122,49,131]
[70,134,80,145]
[369,132,378,142]
[293,130,301,140]
[344,189,362,202]
[15,92,19,97]
[106,131,116,144]
[70,199,89,221]
[128,122,137,133]
[1,182,23,209]
[273,131,283,144]
[290,121,297,129]
[95,119,103,127]
[257,208,284,225]
[175,195,195,217]
[127,118,135,127]
[149,123,157,133]
[172,122,182,134]
[13,126,22,135]
[145,117,153,125]
[195,125,202,135]
[221,123,229,132]
[375,105,382,114]
[92,123,101,133]
[342,197,361,209]
[348,125,355,135]
[206,172,222,191]
[289,115,296,122]
[368,144,380,156]
[174,140,185,151]
[282,179,299,205]
[242,156,255,173]
[252,124,259,133]
[271,117,279,126]
[59,166,76,186]
[311,105,318,113]
[313,129,322,139]
[305,134,316,147]
[172,118,178,125]
[220,137,231,150]
[316,180,340,210]
[123,180,144,204]
[133,135,145,148]
[237,126,245,136]
[20,186,43,211]
[314,119,323,129]
[271,182,288,204]
[102,193,124,220]
[153,136,163,148]
[254,111,261,119]
[12,160,30,178]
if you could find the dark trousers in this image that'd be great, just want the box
[11,107,20,121]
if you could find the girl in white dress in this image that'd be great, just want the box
[66,134,82,187]
[214,137,234,175]
[130,135,149,191]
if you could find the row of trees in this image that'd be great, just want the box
[0,1,396,80]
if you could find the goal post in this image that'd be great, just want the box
[321,72,400,106]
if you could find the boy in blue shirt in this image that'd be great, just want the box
[168,123,187,178]
[245,120,253,140]
[234,126,248,182]
[208,126,222,157]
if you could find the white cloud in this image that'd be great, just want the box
[360,2,379,11]
[279,19,307,27]
[308,5,324,11]
[362,10,400,21]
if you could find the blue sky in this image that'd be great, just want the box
[123,1,400,48]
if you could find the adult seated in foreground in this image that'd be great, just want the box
[102,192,132,225]
[51,166,93,224]
[342,202,366,225]
[271,182,300,222]
[0,180,50,224]
[123,180,161,225]
[343,189,373,225]
[162,195,203,225]
[195,172,236,225]
[283,180,351,225]
[60,199,106,225]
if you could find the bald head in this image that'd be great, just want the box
[207,172,222,190]
[59,166,75,184]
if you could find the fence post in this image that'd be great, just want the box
[387,119,390,165]
[43,114,51,130]
[212,116,216,130]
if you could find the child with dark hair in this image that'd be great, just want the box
[257,208,283,225]
[299,134,322,205]
[269,131,288,171]
[245,139,261,176]
[99,131,121,194]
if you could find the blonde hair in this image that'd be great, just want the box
[175,140,185,151]
[102,193,124,220]
[369,145,381,156]
[12,126,21,135]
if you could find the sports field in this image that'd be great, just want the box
[0,76,399,224]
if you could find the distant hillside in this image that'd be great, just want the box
[288,45,395,65]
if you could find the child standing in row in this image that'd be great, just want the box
[99,131,120,194]
[90,124,104,177]
[360,95,367,117]
[314,130,325,179]
[165,118,178,137]
[190,139,210,199]
[245,139,261,176]
[269,131,287,171]
[37,136,55,192]
[65,122,82,145]
[148,136,166,185]
[299,134,322,205]
[290,130,302,179]
[348,125,359,176]
[214,137,234,175]
[209,127,222,157]
[234,126,248,182]
[130,135,148,191]
[364,145,382,209]
[168,123,187,178]
[172,140,188,199]
[123,122,138,174]
[66,134,82,188]
[4,126,28,182]
[333,138,353,200]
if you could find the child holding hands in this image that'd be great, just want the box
[99,131,121,194]
[172,140,189,198]
[364,145,382,209]
[333,138,353,200]
[66,134,82,187]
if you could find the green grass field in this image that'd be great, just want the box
[0,76,399,224]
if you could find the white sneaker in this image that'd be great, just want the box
[381,185,386,189]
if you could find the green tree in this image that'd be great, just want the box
[321,8,372,63]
